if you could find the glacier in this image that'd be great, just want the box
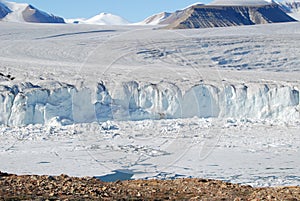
[0,80,299,126]
[0,18,299,188]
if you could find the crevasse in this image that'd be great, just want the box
[0,81,299,126]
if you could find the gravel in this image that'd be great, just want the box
[0,171,299,200]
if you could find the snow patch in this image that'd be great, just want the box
[181,2,205,10]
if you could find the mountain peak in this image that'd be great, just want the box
[139,12,172,25]
[67,12,129,25]
[86,13,129,25]
[0,0,64,23]
[165,3,296,29]
[139,2,205,25]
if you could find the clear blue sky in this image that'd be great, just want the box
[10,0,212,22]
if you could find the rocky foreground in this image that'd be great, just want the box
[0,172,299,200]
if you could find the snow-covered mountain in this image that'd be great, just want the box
[67,13,129,25]
[140,1,296,28]
[2,0,296,26]
[140,3,204,25]
[138,12,172,25]
[0,0,64,23]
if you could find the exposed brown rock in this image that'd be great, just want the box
[0,171,300,200]
[165,4,297,29]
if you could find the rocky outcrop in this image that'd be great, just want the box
[165,4,296,29]
[22,5,65,23]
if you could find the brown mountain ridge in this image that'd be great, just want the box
[163,4,297,29]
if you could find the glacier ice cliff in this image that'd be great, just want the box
[0,81,299,126]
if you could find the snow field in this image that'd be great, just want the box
[0,119,299,186]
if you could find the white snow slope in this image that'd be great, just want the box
[0,22,299,186]
[283,0,300,20]
[138,2,206,25]
[67,13,129,25]
[138,12,171,25]
[1,0,28,22]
